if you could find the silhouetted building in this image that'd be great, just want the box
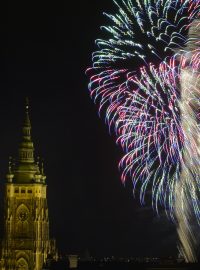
[0,99,57,270]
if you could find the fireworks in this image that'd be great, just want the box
[87,0,200,262]
[174,20,200,262]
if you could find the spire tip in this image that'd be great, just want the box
[25,97,29,111]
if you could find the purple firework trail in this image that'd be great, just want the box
[87,0,200,262]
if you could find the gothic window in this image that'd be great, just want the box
[16,204,30,237]
[16,258,28,270]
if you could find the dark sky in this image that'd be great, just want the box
[0,1,177,257]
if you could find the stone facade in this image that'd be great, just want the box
[0,99,57,270]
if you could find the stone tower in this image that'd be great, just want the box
[1,99,57,270]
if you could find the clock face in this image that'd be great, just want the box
[18,209,29,221]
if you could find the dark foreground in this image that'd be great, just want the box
[46,259,200,270]
[76,261,200,270]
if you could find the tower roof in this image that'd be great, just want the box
[19,97,34,164]
[6,98,46,184]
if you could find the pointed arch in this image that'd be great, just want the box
[16,204,30,237]
[16,257,28,270]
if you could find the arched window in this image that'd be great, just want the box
[16,258,28,270]
[16,204,30,237]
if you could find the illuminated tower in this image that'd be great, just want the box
[1,99,57,270]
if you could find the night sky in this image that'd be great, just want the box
[0,1,177,257]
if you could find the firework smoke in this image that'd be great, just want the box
[175,19,200,262]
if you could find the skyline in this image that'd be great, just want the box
[0,1,177,257]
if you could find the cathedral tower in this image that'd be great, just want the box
[1,99,56,270]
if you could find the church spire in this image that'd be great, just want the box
[18,97,34,163]
[11,98,45,183]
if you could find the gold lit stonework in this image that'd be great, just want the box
[0,99,57,270]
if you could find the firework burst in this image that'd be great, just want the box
[87,0,200,262]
